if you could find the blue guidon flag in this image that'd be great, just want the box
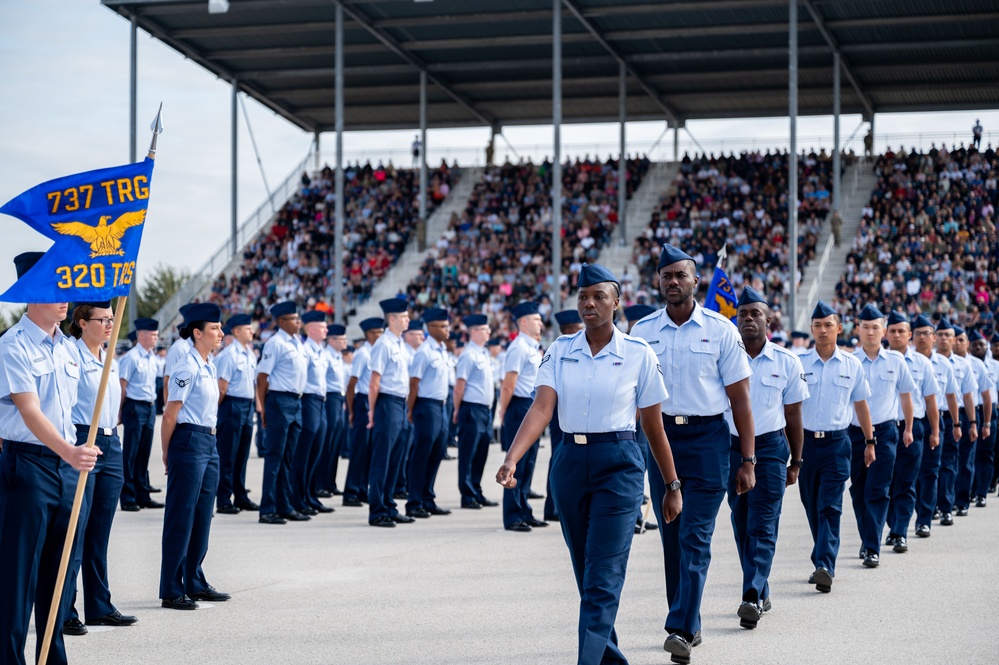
[0,157,155,303]
[704,266,738,323]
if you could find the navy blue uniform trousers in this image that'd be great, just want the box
[160,428,219,600]
[544,404,564,521]
[343,393,371,502]
[120,397,154,507]
[293,393,327,512]
[407,397,448,512]
[955,405,982,509]
[916,413,951,527]
[368,394,407,520]
[0,442,80,665]
[260,391,302,516]
[937,410,969,513]
[849,421,899,554]
[727,430,789,604]
[502,396,539,528]
[887,417,925,538]
[551,435,644,665]
[215,396,254,509]
[457,402,491,503]
[648,417,729,638]
[446,386,458,447]
[798,429,851,575]
[394,422,414,496]
[975,405,998,497]
[64,428,124,623]
[320,392,346,493]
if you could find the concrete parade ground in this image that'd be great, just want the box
[30,426,999,665]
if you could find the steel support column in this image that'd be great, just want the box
[832,52,841,215]
[788,0,798,328]
[334,3,345,325]
[128,16,138,327]
[673,123,680,162]
[618,61,627,246]
[419,70,428,244]
[231,79,238,257]
[314,131,321,172]
[551,0,562,313]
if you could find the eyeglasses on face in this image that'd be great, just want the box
[86,317,115,327]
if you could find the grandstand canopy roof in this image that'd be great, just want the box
[103,0,999,133]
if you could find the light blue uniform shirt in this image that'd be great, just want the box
[302,338,329,396]
[324,345,346,395]
[899,347,939,420]
[368,330,409,399]
[154,354,165,379]
[410,337,450,401]
[630,303,752,417]
[726,341,809,436]
[799,348,871,432]
[535,327,668,433]
[851,347,916,426]
[118,343,157,401]
[448,352,457,387]
[169,348,220,428]
[351,342,374,394]
[73,337,122,430]
[503,334,543,398]
[930,351,960,413]
[966,355,993,407]
[215,339,257,400]
[456,341,494,407]
[257,329,308,394]
[164,337,191,377]
[987,358,999,404]
[0,315,79,445]
[943,352,978,405]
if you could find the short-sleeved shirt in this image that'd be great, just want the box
[943,352,978,403]
[987,358,999,405]
[257,329,308,394]
[410,337,450,401]
[154,354,165,378]
[302,338,329,397]
[73,337,122,430]
[169,348,220,428]
[899,347,939,420]
[630,303,752,417]
[368,330,409,399]
[799,348,872,431]
[118,343,157,401]
[0,315,79,445]
[535,327,668,433]
[324,344,346,395]
[351,342,374,395]
[851,347,916,426]
[164,337,191,377]
[503,334,543,398]
[967,355,993,407]
[930,351,960,413]
[456,341,494,407]
[215,339,257,400]
[447,352,457,387]
[725,341,809,436]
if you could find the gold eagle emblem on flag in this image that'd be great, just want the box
[51,210,146,258]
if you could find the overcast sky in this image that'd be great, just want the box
[2,0,997,306]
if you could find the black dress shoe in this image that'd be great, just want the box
[280,511,311,521]
[691,630,702,647]
[975,496,987,507]
[217,505,241,515]
[505,522,532,532]
[955,506,969,516]
[737,601,762,629]
[139,500,165,509]
[525,517,549,528]
[189,586,231,602]
[316,489,333,498]
[461,501,482,509]
[342,497,364,507]
[663,633,691,663]
[812,567,833,593]
[442,453,455,460]
[639,518,659,531]
[161,596,198,610]
[932,509,942,520]
[406,508,432,519]
[940,512,954,525]
[332,487,343,495]
[884,534,899,548]
[390,514,416,524]
[63,618,88,636]
[527,490,545,500]
[235,500,260,511]
[369,516,396,528]
[149,487,162,493]
[86,610,138,626]
[426,506,452,516]
[121,503,141,512]
[258,513,287,525]
[862,550,880,568]
[314,504,335,513]
[893,536,908,553]
[915,524,931,537]
[477,498,499,507]
[299,507,318,516]
[393,491,409,499]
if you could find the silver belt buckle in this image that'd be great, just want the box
[102,427,112,436]
[573,434,587,445]
[210,427,217,436]
[814,431,826,439]
[674,416,688,425]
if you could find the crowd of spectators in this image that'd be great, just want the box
[630,149,837,334]
[832,142,998,337]
[207,161,456,329]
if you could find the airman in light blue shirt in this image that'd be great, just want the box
[325,342,346,395]
[726,341,809,436]
[350,342,374,395]
[455,339,494,408]
[214,339,257,400]
[119,339,157,402]
[799,348,872,431]
[302,337,329,397]
[849,345,915,428]
[256,328,307,395]
[170,348,220,428]
[368,330,409,399]
[73,336,122,430]
[410,336,450,401]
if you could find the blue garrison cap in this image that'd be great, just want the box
[360,317,384,332]
[422,308,448,323]
[936,317,954,332]
[885,311,908,327]
[911,314,934,330]
[967,330,984,343]
[127,330,136,343]
[76,301,112,310]
[578,263,619,288]
[327,324,346,336]
[456,340,466,349]
[301,310,326,324]
[463,314,488,327]
[857,304,885,321]
[227,314,252,328]
[511,301,540,319]
[448,331,462,341]
[623,304,657,322]
[736,286,768,308]
[811,301,837,319]
[221,326,232,336]
[407,319,424,332]
[791,331,809,340]
[182,303,221,326]
[270,301,297,318]
[487,338,502,347]
[13,252,44,279]
[133,317,158,331]
[657,243,695,271]
[953,324,966,337]
[990,332,999,344]
[379,298,408,314]
[554,310,582,326]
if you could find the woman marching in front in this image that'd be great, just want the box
[159,303,230,610]
[497,263,683,665]
[61,301,137,636]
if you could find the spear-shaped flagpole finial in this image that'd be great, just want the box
[717,241,728,269]
[147,103,164,159]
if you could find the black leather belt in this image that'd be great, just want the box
[804,429,846,439]
[303,393,326,402]
[510,396,532,403]
[567,432,637,445]
[177,423,217,436]
[124,398,154,405]
[225,396,253,403]
[3,440,60,458]
[663,413,724,426]
[873,421,900,431]
[75,424,115,437]
[380,394,406,403]
[269,390,302,398]
[416,397,445,406]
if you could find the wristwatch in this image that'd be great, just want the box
[741,455,757,465]
[667,479,682,492]
[790,458,804,468]
[968,420,977,425]
[865,437,878,446]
